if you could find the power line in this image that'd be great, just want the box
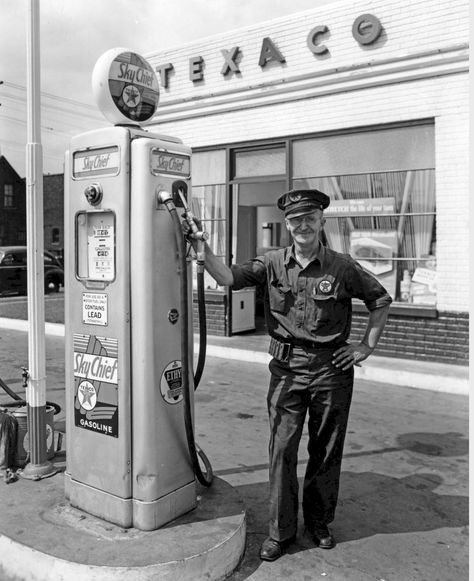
[0,113,100,137]
[0,142,64,162]
[0,84,103,122]
[1,81,97,111]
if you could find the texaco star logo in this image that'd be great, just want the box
[288,192,302,202]
[78,380,97,411]
[122,84,141,108]
[319,280,333,294]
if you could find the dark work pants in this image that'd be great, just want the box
[267,346,354,542]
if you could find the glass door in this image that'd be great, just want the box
[231,180,288,263]
[230,143,288,333]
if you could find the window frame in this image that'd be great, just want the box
[3,184,14,208]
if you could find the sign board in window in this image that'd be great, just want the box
[325,197,395,217]
[350,230,398,299]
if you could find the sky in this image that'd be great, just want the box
[0,0,335,176]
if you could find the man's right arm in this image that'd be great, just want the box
[201,242,234,286]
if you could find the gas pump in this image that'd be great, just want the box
[64,48,212,531]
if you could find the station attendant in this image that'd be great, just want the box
[183,189,392,561]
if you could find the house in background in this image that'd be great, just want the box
[0,155,64,258]
[0,155,26,245]
[43,173,64,258]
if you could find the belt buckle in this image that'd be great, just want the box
[269,337,292,363]
[280,341,291,363]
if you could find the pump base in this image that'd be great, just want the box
[133,480,197,531]
[65,471,133,528]
[64,472,197,531]
[0,472,246,581]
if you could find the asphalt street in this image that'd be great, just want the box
[0,321,468,580]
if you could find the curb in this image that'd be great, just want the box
[0,317,468,396]
[203,344,469,396]
[0,521,246,581]
[0,317,65,337]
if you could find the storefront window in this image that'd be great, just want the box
[292,124,436,305]
[234,146,286,178]
[191,149,227,290]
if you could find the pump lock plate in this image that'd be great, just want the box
[84,183,103,206]
[168,308,179,325]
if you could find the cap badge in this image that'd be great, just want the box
[318,280,333,294]
[288,192,302,202]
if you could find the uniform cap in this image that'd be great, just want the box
[277,189,330,218]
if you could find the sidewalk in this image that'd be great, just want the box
[0,320,468,580]
[0,316,468,395]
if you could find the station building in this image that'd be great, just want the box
[146,0,469,365]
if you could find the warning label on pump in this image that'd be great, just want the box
[82,293,108,326]
[160,360,183,405]
[73,334,119,437]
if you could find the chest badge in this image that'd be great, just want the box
[318,279,333,294]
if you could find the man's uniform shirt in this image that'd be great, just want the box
[231,244,392,346]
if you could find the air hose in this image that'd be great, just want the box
[161,194,213,487]
[0,374,61,415]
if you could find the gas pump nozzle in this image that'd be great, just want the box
[176,188,208,273]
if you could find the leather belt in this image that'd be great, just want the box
[269,336,341,361]
[292,338,324,349]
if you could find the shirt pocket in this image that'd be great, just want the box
[311,293,337,324]
[269,282,292,314]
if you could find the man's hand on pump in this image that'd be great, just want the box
[182,214,202,244]
[181,212,234,286]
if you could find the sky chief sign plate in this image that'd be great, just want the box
[150,150,190,177]
[73,146,120,178]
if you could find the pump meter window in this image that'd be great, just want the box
[76,212,115,281]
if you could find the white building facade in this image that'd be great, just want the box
[146,0,469,364]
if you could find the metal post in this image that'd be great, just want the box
[22,0,54,479]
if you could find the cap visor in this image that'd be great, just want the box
[285,206,320,218]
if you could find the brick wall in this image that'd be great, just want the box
[193,293,468,365]
[350,310,469,365]
[192,291,228,336]
[193,293,469,365]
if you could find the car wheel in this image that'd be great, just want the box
[45,277,60,294]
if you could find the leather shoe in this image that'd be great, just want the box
[308,523,336,549]
[259,535,296,561]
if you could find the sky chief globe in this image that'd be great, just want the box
[92,48,160,126]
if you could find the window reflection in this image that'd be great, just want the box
[293,170,436,304]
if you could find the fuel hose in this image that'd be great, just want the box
[193,256,207,389]
[162,197,213,487]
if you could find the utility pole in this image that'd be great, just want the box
[22,0,54,479]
